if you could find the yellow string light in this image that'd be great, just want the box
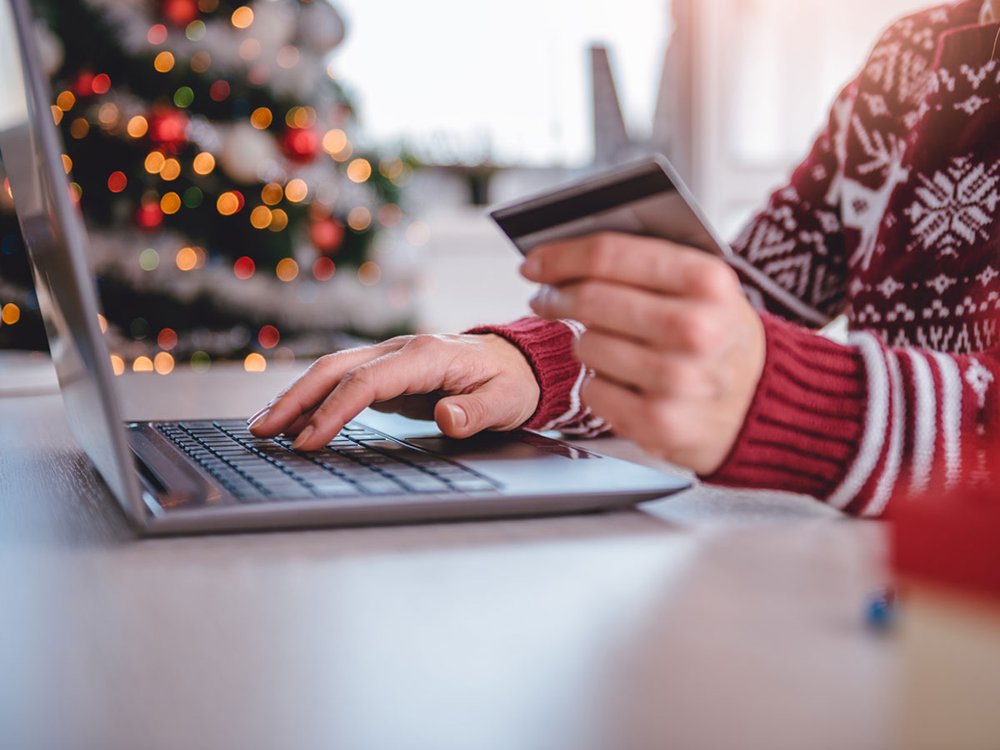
[55,90,75,111]
[160,158,182,181]
[160,192,182,215]
[284,178,308,203]
[231,5,254,28]
[69,117,90,139]
[275,257,299,282]
[109,354,125,376]
[144,151,166,174]
[132,356,154,373]
[268,208,289,232]
[192,151,216,175]
[250,107,273,129]
[261,182,283,205]
[243,353,267,372]
[153,51,175,73]
[1,302,20,325]
[153,352,175,375]
[347,206,372,232]
[175,246,198,271]
[249,205,272,229]
[347,158,372,183]
[61,154,73,174]
[216,192,241,216]
[126,115,149,138]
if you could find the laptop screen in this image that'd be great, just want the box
[0,0,141,515]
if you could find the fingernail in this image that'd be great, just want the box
[520,256,539,277]
[247,405,270,426]
[291,425,315,451]
[446,403,468,429]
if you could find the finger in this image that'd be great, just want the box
[520,232,738,300]
[369,394,440,421]
[574,329,712,397]
[581,375,677,456]
[530,280,721,353]
[292,340,472,450]
[249,341,405,437]
[434,379,534,438]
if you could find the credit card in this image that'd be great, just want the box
[489,154,731,258]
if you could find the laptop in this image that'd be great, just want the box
[0,0,688,534]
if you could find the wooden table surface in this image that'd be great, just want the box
[0,361,895,750]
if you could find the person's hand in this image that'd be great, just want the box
[248,333,540,451]
[522,232,765,476]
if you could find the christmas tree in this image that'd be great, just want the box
[0,0,419,370]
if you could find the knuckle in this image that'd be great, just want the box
[676,309,718,353]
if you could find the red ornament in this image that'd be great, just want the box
[161,0,199,27]
[136,201,164,230]
[147,107,188,151]
[309,216,345,254]
[281,127,319,164]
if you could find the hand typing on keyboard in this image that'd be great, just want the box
[248,333,540,452]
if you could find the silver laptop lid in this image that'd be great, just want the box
[0,0,143,519]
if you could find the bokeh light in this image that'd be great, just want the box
[157,328,178,350]
[160,192,182,214]
[347,206,372,231]
[209,80,230,102]
[61,154,73,174]
[191,51,212,73]
[192,151,215,175]
[127,115,149,138]
[107,171,128,193]
[139,247,160,271]
[258,325,280,349]
[97,314,108,333]
[249,206,272,229]
[110,354,125,376]
[147,23,167,45]
[69,118,89,139]
[284,178,308,203]
[322,128,348,155]
[173,86,195,108]
[233,256,256,279]
[250,107,273,129]
[347,158,372,183]
[175,246,198,271]
[145,150,166,174]
[160,158,181,181]
[91,74,111,94]
[56,90,75,111]
[216,191,241,216]
[153,352,175,375]
[261,182,283,205]
[190,351,211,372]
[275,257,299,282]
[357,261,382,286]
[1,302,21,325]
[185,20,207,41]
[154,51,175,73]
[243,352,267,372]
[132,356,154,373]
[268,208,289,232]
[231,6,254,29]
[313,257,336,281]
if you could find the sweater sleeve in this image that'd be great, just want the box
[465,316,611,437]
[727,79,857,329]
[706,312,998,516]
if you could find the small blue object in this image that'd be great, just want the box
[865,586,897,631]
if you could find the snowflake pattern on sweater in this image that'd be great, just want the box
[475,0,1000,514]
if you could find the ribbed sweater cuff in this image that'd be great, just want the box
[465,316,582,430]
[705,313,868,500]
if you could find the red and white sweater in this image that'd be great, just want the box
[475,0,1000,516]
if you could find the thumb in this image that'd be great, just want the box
[435,382,526,439]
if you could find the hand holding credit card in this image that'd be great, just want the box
[489,154,732,259]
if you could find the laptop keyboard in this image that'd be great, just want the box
[155,420,497,502]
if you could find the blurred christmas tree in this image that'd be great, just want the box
[0,0,420,367]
